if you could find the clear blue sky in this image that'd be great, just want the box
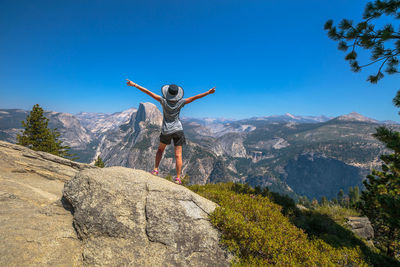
[1,0,399,121]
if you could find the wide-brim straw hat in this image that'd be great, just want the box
[161,84,184,101]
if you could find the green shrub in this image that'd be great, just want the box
[181,174,190,186]
[293,204,398,266]
[312,204,359,225]
[164,174,190,186]
[190,183,367,266]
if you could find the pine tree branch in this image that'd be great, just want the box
[351,39,358,53]
[378,56,391,74]
[359,50,400,69]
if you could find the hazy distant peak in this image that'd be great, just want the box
[248,113,332,123]
[112,107,137,116]
[284,112,296,119]
[76,111,107,116]
[181,116,235,125]
[336,112,377,123]
[381,120,400,125]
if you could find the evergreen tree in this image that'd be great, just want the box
[94,156,105,168]
[349,186,361,206]
[353,186,360,203]
[343,195,351,208]
[348,186,354,204]
[358,127,400,257]
[297,196,304,205]
[337,189,345,206]
[321,196,329,206]
[17,104,73,158]
[254,185,262,195]
[298,196,311,208]
[324,0,400,84]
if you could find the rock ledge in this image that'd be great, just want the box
[63,167,232,266]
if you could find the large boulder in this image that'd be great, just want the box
[346,216,374,240]
[63,167,232,266]
[0,141,95,266]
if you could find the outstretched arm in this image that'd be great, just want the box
[185,87,216,104]
[126,79,161,102]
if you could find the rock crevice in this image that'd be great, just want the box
[144,181,168,246]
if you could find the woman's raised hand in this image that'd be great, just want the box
[208,87,216,94]
[126,79,135,87]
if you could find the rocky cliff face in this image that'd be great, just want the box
[94,102,163,168]
[0,141,94,266]
[217,133,247,158]
[0,141,231,266]
[46,111,95,162]
[46,111,93,147]
[75,108,137,136]
[0,109,28,143]
[134,102,163,129]
[282,153,365,199]
[0,109,95,162]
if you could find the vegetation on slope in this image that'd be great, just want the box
[189,182,398,266]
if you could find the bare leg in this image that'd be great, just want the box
[154,143,167,171]
[174,145,182,179]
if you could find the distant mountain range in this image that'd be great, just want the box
[0,106,398,200]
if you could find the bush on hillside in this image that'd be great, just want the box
[190,183,367,266]
[164,174,190,186]
[94,156,105,168]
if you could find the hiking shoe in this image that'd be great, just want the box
[151,169,159,176]
[174,177,182,185]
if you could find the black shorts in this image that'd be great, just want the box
[160,131,186,146]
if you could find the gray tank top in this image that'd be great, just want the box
[160,97,186,134]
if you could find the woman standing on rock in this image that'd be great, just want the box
[126,79,216,184]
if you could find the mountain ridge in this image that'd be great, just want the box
[1,105,398,199]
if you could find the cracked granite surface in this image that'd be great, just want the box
[63,167,232,266]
